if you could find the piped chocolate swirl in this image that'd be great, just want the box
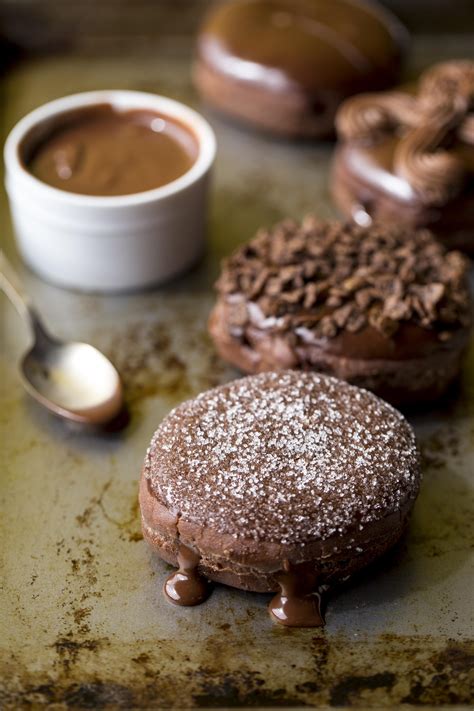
[332,60,474,254]
[336,60,474,207]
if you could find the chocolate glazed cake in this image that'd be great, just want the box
[332,60,474,255]
[139,371,421,627]
[209,218,471,406]
[193,0,408,138]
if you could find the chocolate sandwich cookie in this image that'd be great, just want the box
[193,0,408,138]
[139,371,421,627]
[209,218,471,406]
[332,60,474,255]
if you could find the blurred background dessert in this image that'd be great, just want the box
[193,0,408,138]
[332,60,474,255]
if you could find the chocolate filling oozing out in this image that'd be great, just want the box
[331,60,474,254]
[140,371,421,627]
[210,217,471,405]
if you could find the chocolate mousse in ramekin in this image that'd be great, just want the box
[4,91,216,292]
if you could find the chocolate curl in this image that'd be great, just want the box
[335,91,418,143]
[395,61,474,206]
[459,114,474,144]
[394,111,466,206]
[419,60,474,112]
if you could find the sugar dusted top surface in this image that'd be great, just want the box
[145,371,420,544]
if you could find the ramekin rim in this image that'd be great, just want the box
[4,89,217,207]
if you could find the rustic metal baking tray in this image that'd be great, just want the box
[1,29,473,709]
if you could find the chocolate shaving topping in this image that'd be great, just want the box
[215,217,471,341]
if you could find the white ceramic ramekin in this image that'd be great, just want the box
[4,90,216,292]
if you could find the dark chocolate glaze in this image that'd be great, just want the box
[164,544,212,607]
[269,560,324,627]
[342,137,474,206]
[198,0,407,95]
[209,301,469,406]
[295,321,468,361]
[332,142,474,253]
[24,104,198,196]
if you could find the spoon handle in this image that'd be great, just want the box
[0,250,52,343]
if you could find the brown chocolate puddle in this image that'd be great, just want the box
[269,560,324,627]
[163,549,324,627]
[164,544,212,607]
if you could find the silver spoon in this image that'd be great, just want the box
[1,251,124,426]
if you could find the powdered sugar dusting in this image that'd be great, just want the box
[145,372,420,544]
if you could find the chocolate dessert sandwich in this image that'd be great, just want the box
[331,60,474,255]
[193,0,408,138]
[139,371,421,627]
[209,217,471,406]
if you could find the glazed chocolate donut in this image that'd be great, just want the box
[331,60,474,255]
[209,217,471,406]
[193,0,408,138]
[139,371,420,627]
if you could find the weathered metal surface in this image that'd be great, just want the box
[1,34,473,709]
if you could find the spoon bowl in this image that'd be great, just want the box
[1,251,125,427]
[21,339,123,425]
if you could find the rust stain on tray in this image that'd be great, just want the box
[100,309,236,412]
[1,635,473,708]
[75,479,143,544]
